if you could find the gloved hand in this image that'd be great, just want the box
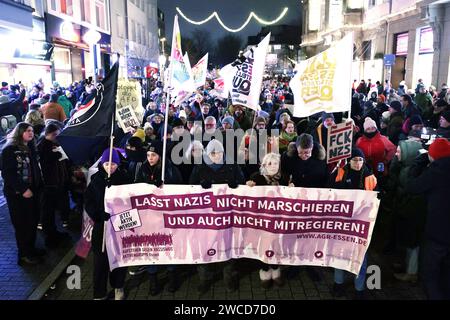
[228,182,239,189]
[154,179,164,188]
[200,180,212,189]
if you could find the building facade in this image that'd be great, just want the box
[110,0,159,79]
[247,25,301,76]
[0,0,53,89]
[301,0,450,89]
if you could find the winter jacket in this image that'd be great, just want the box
[189,161,245,187]
[279,131,298,154]
[356,132,396,176]
[57,95,73,118]
[85,166,131,254]
[386,112,404,145]
[37,138,70,187]
[135,160,182,186]
[1,142,43,196]
[41,102,67,123]
[249,172,289,186]
[406,156,450,246]
[328,164,377,191]
[415,92,433,119]
[387,140,426,247]
[437,126,450,139]
[281,142,328,188]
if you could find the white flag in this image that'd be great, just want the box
[192,53,209,89]
[226,33,271,111]
[290,33,354,117]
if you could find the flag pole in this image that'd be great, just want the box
[103,78,117,253]
[161,62,172,184]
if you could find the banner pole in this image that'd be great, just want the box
[161,64,172,184]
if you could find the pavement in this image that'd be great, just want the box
[0,176,79,300]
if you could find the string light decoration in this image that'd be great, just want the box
[175,7,289,33]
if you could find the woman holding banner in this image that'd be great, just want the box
[246,153,289,289]
[328,147,377,300]
[85,148,131,300]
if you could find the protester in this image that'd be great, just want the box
[437,110,450,139]
[1,123,44,266]
[279,120,298,154]
[246,153,288,288]
[25,109,45,138]
[329,148,377,299]
[41,94,67,123]
[37,123,72,246]
[85,148,130,300]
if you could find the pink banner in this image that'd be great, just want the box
[105,184,380,275]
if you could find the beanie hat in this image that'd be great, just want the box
[206,139,224,155]
[382,111,391,122]
[178,110,187,119]
[222,116,234,127]
[429,138,450,160]
[442,110,450,123]
[143,122,153,131]
[321,112,335,124]
[389,101,402,113]
[409,115,423,128]
[363,117,377,131]
[147,140,163,157]
[133,128,145,142]
[351,147,365,160]
[100,148,121,165]
[127,136,143,149]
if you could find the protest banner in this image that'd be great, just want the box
[327,122,354,164]
[104,184,380,275]
[116,79,144,125]
[192,53,209,88]
[117,105,140,133]
[290,33,353,117]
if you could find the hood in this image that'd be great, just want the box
[399,140,422,166]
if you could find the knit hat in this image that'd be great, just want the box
[133,128,145,142]
[321,112,335,124]
[409,115,423,128]
[100,148,121,165]
[127,136,143,149]
[222,116,234,127]
[147,140,163,157]
[351,147,365,160]
[143,122,153,131]
[206,139,224,155]
[428,138,450,160]
[382,111,391,122]
[442,110,450,123]
[389,101,402,113]
[363,117,377,131]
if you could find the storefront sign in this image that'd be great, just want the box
[419,27,434,54]
[14,40,54,61]
[395,32,408,56]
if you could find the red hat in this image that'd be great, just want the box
[429,138,450,160]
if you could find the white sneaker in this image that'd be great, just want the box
[115,288,125,300]
[259,269,272,281]
[129,266,147,276]
[271,268,281,280]
[37,223,43,230]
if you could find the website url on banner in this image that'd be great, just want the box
[297,233,367,245]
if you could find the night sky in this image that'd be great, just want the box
[158,0,302,43]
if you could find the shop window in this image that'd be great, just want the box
[95,0,106,30]
[60,0,73,16]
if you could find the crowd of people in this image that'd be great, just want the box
[1,74,450,300]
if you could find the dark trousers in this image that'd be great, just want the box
[93,250,127,299]
[197,260,237,284]
[261,263,279,271]
[41,186,70,236]
[5,193,39,258]
[423,239,450,300]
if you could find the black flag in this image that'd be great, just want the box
[58,63,119,165]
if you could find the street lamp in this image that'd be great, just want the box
[83,29,102,82]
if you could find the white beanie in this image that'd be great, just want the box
[179,110,187,119]
[363,117,377,131]
[382,111,391,121]
[144,122,153,131]
[206,139,224,155]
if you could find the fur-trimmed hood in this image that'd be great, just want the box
[286,141,326,161]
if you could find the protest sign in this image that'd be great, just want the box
[104,184,379,275]
[116,105,140,133]
[116,79,143,125]
[327,122,353,164]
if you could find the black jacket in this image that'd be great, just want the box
[406,156,450,246]
[1,142,42,196]
[37,138,69,187]
[281,142,328,188]
[135,160,182,186]
[189,162,245,187]
[84,166,131,253]
[0,89,25,122]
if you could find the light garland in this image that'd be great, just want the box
[176,7,289,33]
